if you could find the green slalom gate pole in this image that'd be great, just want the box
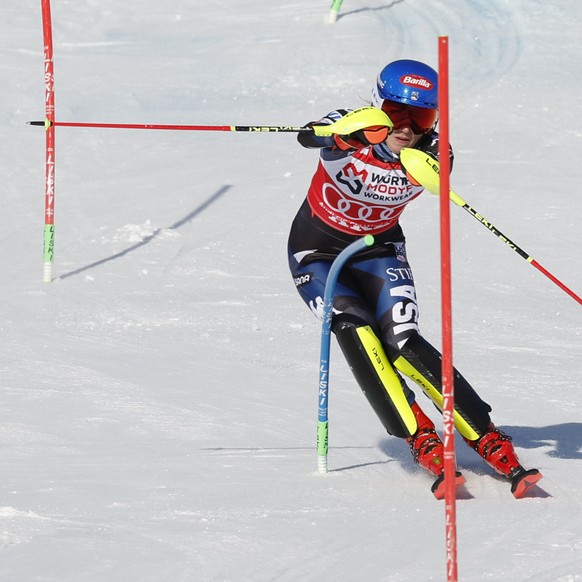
[329,0,345,22]
[317,235,375,473]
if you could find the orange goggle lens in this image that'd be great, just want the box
[381,101,437,134]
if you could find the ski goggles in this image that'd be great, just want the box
[380,101,437,134]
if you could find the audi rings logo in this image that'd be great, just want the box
[322,183,397,223]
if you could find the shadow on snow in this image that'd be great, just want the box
[56,184,232,281]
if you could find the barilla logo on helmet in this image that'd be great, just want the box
[400,74,434,90]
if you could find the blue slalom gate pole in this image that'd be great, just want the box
[317,234,375,473]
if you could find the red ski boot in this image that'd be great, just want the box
[406,402,465,499]
[406,402,444,478]
[464,423,543,498]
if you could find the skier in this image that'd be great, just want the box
[287,59,542,498]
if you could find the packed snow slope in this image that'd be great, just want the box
[1,1,581,580]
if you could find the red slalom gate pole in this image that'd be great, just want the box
[41,0,56,283]
[438,36,459,582]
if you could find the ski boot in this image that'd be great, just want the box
[406,402,465,499]
[464,423,543,498]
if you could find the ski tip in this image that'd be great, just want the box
[511,468,543,499]
[431,471,466,500]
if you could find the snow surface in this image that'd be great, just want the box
[1,1,582,580]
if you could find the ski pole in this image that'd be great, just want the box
[318,235,375,474]
[400,148,582,307]
[26,106,393,138]
[28,120,319,134]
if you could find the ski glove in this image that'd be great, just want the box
[333,125,390,151]
[297,108,392,150]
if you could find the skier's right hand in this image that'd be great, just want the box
[298,107,392,150]
[333,125,390,150]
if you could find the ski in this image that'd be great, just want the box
[509,467,543,499]
[431,471,466,500]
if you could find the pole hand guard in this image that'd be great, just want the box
[314,106,394,137]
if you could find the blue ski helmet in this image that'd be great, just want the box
[371,59,438,110]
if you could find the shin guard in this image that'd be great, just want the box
[335,323,417,438]
[391,334,492,441]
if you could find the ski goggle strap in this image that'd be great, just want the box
[381,101,437,134]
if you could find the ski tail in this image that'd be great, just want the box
[431,471,466,500]
[510,468,543,499]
